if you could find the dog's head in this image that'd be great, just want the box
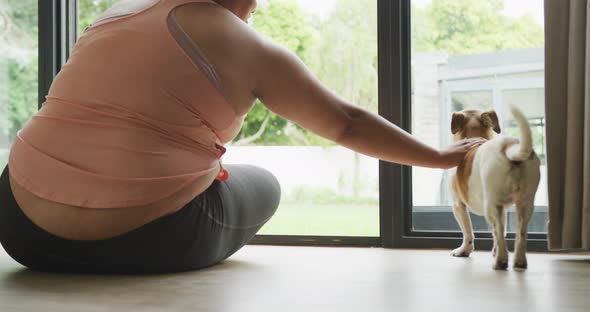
[451,109,500,142]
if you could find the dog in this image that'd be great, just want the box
[449,105,541,270]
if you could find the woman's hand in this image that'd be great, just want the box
[437,138,487,169]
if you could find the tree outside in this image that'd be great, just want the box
[412,0,543,55]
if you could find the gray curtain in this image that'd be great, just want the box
[545,0,590,250]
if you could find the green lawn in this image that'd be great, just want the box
[259,202,379,236]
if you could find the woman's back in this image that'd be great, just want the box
[8,0,258,240]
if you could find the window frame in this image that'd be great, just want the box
[38,0,547,251]
[39,0,77,108]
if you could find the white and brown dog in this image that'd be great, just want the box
[449,105,541,270]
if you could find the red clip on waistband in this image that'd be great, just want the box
[216,167,229,181]
[214,143,229,181]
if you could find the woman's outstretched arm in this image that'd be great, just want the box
[252,42,483,169]
[205,9,484,168]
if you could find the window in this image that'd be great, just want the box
[451,91,493,112]
[0,0,38,169]
[238,0,379,237]
[410,0,548,242]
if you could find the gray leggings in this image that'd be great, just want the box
[0,164,281,274]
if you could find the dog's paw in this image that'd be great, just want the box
[493,258,509,270]
[451,246,473,257]
[514,258,528,270]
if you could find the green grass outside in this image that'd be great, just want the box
[259,202,379,236]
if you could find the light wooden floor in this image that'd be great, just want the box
[1,245,589,312]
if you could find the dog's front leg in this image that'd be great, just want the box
[451,201,474,257]
[486,203,508,270]
[514,199,534,269]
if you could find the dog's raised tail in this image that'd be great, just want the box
[505,105,533,161]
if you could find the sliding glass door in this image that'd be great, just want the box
[35,0,548,249]
[385,0,548,250]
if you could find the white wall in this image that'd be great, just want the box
[224,146,379,199]
[225,146,548,206]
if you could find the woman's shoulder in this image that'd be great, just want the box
[174,2,265,49]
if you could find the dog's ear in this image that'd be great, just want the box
[451,112,465,134]
[481,110,501,133]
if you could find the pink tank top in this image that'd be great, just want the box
[8,0,243,212]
